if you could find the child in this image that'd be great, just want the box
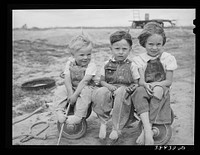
[92,30,140,141]
[54,34,97,125]
[132,22,178,145]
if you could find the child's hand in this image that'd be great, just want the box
[144,83,153,96]
[67,94,78,106]
[126,84,138,94]
[107,84,117,92]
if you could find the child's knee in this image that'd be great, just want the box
[135,86,146,94]
[94,87,110,97]
[80,86,93,97]
[153,86,164,100]
[54,85,67,98]
[92,87,111,103]
[114,86,126,95]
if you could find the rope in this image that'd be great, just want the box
[12,106,45,125]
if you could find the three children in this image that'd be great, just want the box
[54,23,177,145]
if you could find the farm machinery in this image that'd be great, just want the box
[129,12,176,28]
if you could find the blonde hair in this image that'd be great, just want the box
[68,34,92,54]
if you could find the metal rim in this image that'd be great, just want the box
[153,124,172,145]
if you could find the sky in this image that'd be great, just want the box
[12,9,196,28]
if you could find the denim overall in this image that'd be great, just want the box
[133,55,174,124]
[56,61,95,118]
[93,59,137,132]
[69,61,95,88]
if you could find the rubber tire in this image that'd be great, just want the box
[153,124,172,145]
[21,77,56,91]
[56,104,92,140]
[138,121,172,145]
[57,119,87,139]
[132,22,136,28]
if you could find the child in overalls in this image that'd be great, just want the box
[54,34,97,125]
[132,22,178,145]
[92,31,140,141]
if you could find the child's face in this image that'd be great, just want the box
[110,39,131,61]
[73,48,92,66]
[145,34,164,57]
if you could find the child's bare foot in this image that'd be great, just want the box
[144,129,154,145]
[99,123,107,139]
[66,115,82,124]
[109,130,118,140]
[56,109,67,123]
[136,129,145,145]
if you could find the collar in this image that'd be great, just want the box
[110,57,129,63]
[139,52,163,62]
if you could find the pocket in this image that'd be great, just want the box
[105,67,117,82]
[105,68,116,75]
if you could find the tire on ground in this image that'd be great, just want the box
[21,77,56,91]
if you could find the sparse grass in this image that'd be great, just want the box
[12,82,54,117]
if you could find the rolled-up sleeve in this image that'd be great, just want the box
[63,61,71,75]
[132,56,143,69]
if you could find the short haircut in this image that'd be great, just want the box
[68,34,92,54]
[138,22,166,47]
[110,30,132,46]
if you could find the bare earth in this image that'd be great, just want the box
[12,27,195,146]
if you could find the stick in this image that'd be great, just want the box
[56,103,71,145]
[57,123,64,145]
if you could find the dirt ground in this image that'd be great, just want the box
[12,27,195,146]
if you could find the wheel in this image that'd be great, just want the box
[137,121,172,145]
[152,124,172,145]
[57,119,87,139]
[131,22,136,28]
[56,102,92,139]
[21,77,56,91]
